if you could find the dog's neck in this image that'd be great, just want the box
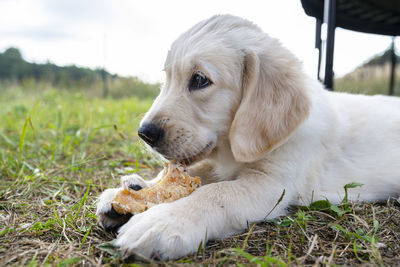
[208,137,243,182]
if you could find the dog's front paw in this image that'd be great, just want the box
[96,188,132,231]
[115,202,204,260]
[97,174,149,231]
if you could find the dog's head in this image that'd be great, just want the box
[139,15,310,164]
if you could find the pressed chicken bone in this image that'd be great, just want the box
[111,162,201,215]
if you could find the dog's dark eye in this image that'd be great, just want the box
[189,72,211,91]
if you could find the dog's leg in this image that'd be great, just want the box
[115,171,290,260]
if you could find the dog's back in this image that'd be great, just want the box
[313,91,400,202]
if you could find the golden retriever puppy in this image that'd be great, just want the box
[97,14,400,260]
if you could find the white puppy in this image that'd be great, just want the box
[97,15,400,260]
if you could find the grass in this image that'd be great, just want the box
[1,85,400,266]
[335,76,396,96]
[335,65,400,96]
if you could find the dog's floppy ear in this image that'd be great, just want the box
[229,46,311,163]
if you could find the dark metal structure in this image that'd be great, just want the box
[301,0,400,93]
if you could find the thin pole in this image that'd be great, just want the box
[389,37,396,96]
[324,0,336,91]
[315,18,322,81]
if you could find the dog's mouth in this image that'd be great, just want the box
[165,140,216,166]
[181,141,215,165]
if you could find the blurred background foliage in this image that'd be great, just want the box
[335,47,400,96]
[0,47,161,99]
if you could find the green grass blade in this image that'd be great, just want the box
[242,223,256,250]
[80,225,92,248]
[27,251,38,267]
[58,257,81,267]
[0,132,15,147]
[75,183,91,221]
[18,116,30,164]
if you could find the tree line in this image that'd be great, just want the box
[0,47,160,99]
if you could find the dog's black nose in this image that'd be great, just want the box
[138,123,164,147]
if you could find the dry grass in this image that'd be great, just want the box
[192,201,400,266]
[2,169,400,267]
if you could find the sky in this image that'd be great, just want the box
[0,0,398,83]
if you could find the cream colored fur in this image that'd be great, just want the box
[97,15,400,260]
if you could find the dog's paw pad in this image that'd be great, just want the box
[128,184,143,191]
[121,174,148,190]
[98,204,132,232]
[97,188,132,231]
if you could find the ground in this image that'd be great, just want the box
[1,87,400,266]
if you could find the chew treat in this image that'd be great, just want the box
[111,162,201,215]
